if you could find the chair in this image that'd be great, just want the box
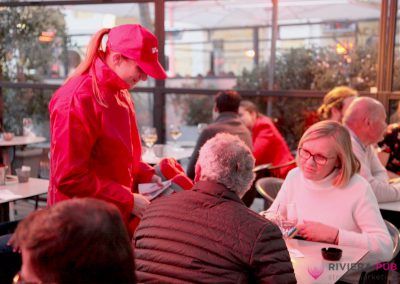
[384,219,400,261]
[242,160,295,208]
[253,160,296,179]
[357,220,400,284]
[255,177,284,209]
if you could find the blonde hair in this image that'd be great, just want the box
[66,28,111,107]
[297,120,360,187]
[240,100,262,118]
[318,86,358,120]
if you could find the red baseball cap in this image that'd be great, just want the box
[107,24,167,80]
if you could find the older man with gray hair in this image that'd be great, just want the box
[134,133,296,283]
[343,96,400,202]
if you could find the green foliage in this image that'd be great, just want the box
[0,6,66,135]
[275,48,316,90]
[235,45,378,148]
[185,95,213,125]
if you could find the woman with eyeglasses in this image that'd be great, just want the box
[269,121,392,279]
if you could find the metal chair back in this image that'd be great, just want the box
[255,177,284,209]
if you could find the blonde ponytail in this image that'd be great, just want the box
[65,28,110,107]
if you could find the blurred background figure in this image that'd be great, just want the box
[378,100,400,177]
[239,100,294,178]
[135,133,296,283]
[186,90,252,179]
[67,50,81,76]
[10,198,135,284]
[390,101,400,124]
[317,86,358,122]
[343,97,400,202]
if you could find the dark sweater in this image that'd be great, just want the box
[186,112,253,179]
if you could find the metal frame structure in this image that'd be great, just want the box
[0,0,399,142]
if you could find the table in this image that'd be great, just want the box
[0,136,46,174]
[379,201,400,229]
[286,239,368,283]
[379,201,400,212]
[142,144,194,165]
[0,176,48,222]
[0,136,46,147]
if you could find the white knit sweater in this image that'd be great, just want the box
[269,167,393,267]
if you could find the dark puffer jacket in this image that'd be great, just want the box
[134,181,296,283]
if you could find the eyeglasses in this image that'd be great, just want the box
[298,148,335,166]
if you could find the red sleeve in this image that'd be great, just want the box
[135,161,155,184]
[50,91,133,221]
[253,124,277,165]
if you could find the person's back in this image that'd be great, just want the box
[186,90,252,179]
[135,133,295,283]
[135,182,294,283]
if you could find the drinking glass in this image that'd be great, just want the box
[141,127,158,157]
[22,117,34,137]
[169,124,182,149]
[279,203,298,238]
[259,210,282,227]
[197,123,208,134]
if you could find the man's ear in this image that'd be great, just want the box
[194,164,201,183]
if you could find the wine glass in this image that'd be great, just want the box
[169,124,182,149]
[259,210,282,227]
[197,123,208,134]
[141,127,158,157]
[23,117,34,137]
[279,203,298,238]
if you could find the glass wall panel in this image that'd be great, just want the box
[165,92,322,150]
[165,0,272,89]
[3,87,54,138]
[0,3,155,87]
[132,91,154,130]
[1,3,155,135]
[274,1,380,92]
[166,0,380,92]
[165,93,214,145]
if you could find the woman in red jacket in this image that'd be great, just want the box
[239,100,294,178]
[48,24,166,235]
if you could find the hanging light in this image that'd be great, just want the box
[39,31,55,43]
[245,49,255,58]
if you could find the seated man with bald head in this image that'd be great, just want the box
[343,97,400,202]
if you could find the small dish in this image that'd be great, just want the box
[322,247,342,261]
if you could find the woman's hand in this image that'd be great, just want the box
[150,174,163,186]
[132,193,150,218]
[297,220,338,244]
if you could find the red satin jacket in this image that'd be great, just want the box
[252,116,294,178]
[48,58,154,234]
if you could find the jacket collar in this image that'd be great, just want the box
[192,180,244,204]
[215,112,240,122]
[93,58,130,92]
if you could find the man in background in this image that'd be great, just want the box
[186,90,252,179]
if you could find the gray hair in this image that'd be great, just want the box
[343,97,384,127]
[196,133,255,197]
